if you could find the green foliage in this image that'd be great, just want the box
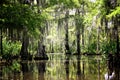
[48,0,81,8]
[107,6,120,19]
[0,0,119,56]
[88,41,97,54]
[0,3,47,36]
[2,38,21,59]
[75,15,84,25]
[101,40,116,54]
[63,0,80,8]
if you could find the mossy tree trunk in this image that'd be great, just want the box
[97,26,100,54]
[20,28,30,59]
[75,9,81,55]
[82,0,85,53]
[35,0,48,59]
[65,9,70,54]
[114,16,119,55]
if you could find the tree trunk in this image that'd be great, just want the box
[0,28,3,55]
[65,10,70,54]
[82,26,84,51]
[37,41,44,57]
[75,9,80,55]
[82,0,84,53]
[20,29,30,60]
[36,0,41,13]
[76,29,80,54]
[36,26,48,59]
[51,41,54,53]
[17,28,21,41]
[35,0,48,60]
[41,0,46,8]
[8,28,13,40]
[35,39,48,60]
[105,18,109,36]
[114,17,119,55]
[97,26,100,54]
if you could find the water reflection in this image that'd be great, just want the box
[0,65,3,80]
[0,55,118,80]
[105,55,120,80]
[82,59,85,80]
[37,61,46,80]
[65,56,90,80]
[98,60,100,80]
[105,54,114,80]
[21,61,46,80]
[65,56,69,80]
[76,56,81,80]
[21,62,34,80]
[0,61,21,80]
[114,56,120,80]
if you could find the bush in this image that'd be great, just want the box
[2,38,22,59]
[101,40,116,54]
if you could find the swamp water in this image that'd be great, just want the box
[0,54,115,80]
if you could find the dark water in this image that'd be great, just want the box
[0,54,116,80]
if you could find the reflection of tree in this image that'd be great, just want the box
[1,61,21,80]
[98,60,100,80]
[0,65,3,80]
[114,56,120,80]
[76,56,81,80]
[114,65,120,80]
[84,56,102,79]
[88,59,98,74]
[20,61,47,80]
[21,62,34,80]
[105,55,120,80]
[37,61,46,80]
[65,56,70,80]
[82,60,85,80]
